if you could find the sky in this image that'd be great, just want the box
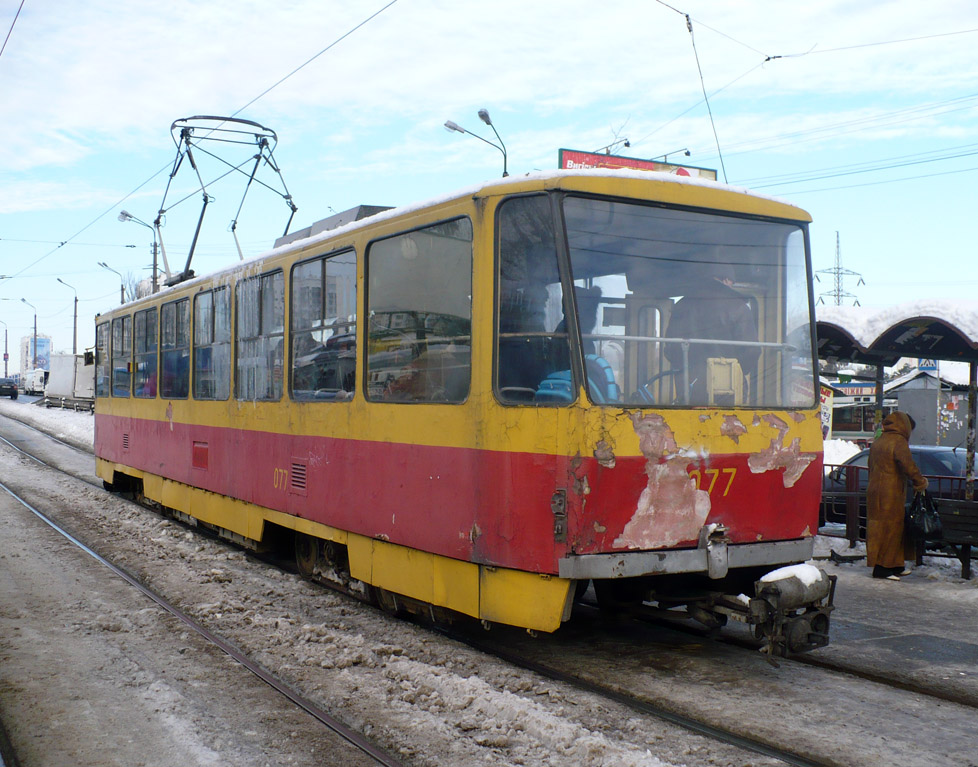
[2,0,978,365]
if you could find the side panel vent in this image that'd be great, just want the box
[290,460,308,496]
[122,433,130,451]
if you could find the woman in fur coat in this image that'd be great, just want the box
[866,411,928,579]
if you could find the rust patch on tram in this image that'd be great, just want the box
[720,415,747,443]
[747,413,817,488]
[593,440,617,469]
[613,413,710,549]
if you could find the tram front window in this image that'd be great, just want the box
[561,196,816,408]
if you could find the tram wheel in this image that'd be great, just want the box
[294,533,322,578]
[374,587,407,617]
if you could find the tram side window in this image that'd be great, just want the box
[194,287,231,400]
[161,298,190,399]
[495,195,571,405]
[236,271,285,401]
[96,321,110,397]
[111,315,131,397]
[133,308,158,398]
[366,218,472,403]
[290,250,356,401]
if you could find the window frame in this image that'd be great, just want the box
[193,286,232,401]
[160,297,191,400]
[110,315,132,398]
[95,320,110,398]
[364,216,473,405]
[235,269,285,402]
[133,307,158,399]
[289,248,358,402]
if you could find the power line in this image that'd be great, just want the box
[741,143,978,188]
[799,27,978,56]
[1,0,400,286]
[229,0,399,121]
[768,162,978,195]
[705,93,978,160]
[0,0,25,62]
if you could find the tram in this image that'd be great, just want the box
[95,170,834,657]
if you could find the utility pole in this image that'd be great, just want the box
[816,231,865,305]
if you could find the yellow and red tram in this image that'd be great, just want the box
[95,170,834,656]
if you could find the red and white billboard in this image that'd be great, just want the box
[558,149,717,180]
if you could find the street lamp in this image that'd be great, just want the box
[98,262,125,305]
[21,298,37,369]
[0,319,8,378]
[444,108,509,177]
[56,277,78,355]
[118,210,160,294]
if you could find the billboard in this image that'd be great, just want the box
[558,149,717,180]
[29,337,51,371]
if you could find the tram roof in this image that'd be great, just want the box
[817,300,978,366]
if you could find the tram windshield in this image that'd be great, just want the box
[495,194,816,408]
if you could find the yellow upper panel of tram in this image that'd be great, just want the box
[95,171,818,458]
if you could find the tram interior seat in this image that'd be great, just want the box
[706,357,743,407]
[534,355,621,404]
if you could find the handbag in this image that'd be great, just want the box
[905,491,943,542]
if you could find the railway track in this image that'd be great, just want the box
[0,475,407,767]
[3,410,977,767]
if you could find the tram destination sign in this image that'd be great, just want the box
[558,149,718,180]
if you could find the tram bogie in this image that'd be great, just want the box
[95,170,833,657]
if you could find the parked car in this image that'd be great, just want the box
[0,377,18,399]
[821,445,978,535]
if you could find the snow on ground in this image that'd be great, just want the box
[1,398,972,592]
[0,397,94,451]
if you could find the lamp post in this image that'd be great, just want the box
[56,277,78,355]
[0,319,8,378]
[118,210,159,294]
[21,298,37,369]
[98,262,125,305]
[444,108,509,177]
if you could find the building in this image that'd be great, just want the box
[19,333,52,378]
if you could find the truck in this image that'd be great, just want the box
[43,353,95,408]
[23,368,49,396]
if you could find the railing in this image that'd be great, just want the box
[821,464,977,578]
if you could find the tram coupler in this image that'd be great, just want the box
[750,564,837,662]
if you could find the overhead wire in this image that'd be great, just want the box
[635,3,978,184]
[1,0,401,287]
[0,0,25,62]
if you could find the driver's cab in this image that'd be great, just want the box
[493,191,813,410]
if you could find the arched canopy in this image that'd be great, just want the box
[817,300,978,366]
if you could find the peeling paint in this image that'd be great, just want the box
[613,413,711,549]
[469,523,482,543]
[789,412,805,423]
[698,413,711,422]
[593,521,607,533]
[720,415,747,443]
[747,414,818,488]
[593,440,616,469]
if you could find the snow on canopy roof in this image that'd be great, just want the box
[817,300,978,365]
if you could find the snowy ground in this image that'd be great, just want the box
[2,397,977,766]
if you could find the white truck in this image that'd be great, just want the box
[23,368,49,396]
[43,354,95,408]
